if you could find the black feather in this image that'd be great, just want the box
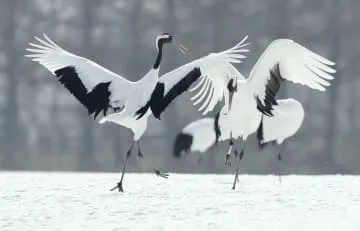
[255,63,284,116]
[136,67,201,120]
[256,116,277,149]
[173,132,193,158]
[54,66,112,119]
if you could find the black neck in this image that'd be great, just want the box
[153,41,164,69]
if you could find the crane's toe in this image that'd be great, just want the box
[110,181,124,192]
[154,168,169,179]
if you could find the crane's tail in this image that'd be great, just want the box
[173,132,194,158]
[173,118,216,158]
[256,98,305,148]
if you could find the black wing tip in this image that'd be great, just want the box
[256,96,274,117]
[149,67,202,119]
[255,64,285,116]
[173,132,193,158]
[256,117,264,149]
[55,66,112,120]
[256,117,277,149]
[154,113,161,120]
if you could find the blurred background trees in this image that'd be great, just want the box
[0,0,359,174]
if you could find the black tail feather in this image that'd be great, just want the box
[173,132,193,158]
[256,117,276,149]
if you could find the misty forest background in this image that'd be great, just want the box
[0,0,359,174]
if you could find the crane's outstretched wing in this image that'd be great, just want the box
[138,36,249,119]
[256,98,304,147]
[249,39,336,116]
[26,34,133,119]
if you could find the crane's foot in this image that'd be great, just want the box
[154,168,169,179]
[110,181,124,192]
[225,154,232,167]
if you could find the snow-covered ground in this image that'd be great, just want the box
[0,172,359,231]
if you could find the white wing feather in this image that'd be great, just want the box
[160,35,250,115]
[26,34,133,102]
[261,98,304,144]
[180,118,217,153]
[249,39,336,101]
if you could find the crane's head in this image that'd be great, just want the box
[156,32,173,48]
[156,32,188,54]
[227,78,238,113]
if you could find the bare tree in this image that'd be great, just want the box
[2,0,19,169]
[162,0,181,164]
[323,0,342,172]
[111,0,143,166]
[77,0,97,170]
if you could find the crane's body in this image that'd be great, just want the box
[218,81,262,142]
[98,68,159,141]
[174,98,303,156]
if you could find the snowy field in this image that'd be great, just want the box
[0,172,359,231]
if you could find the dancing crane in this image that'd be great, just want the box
[175,38,336,190]
[26,33,250,192]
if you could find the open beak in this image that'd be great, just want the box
[173,39,188,54]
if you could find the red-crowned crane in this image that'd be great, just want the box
[175,38,336,190]
[26,33,250,192]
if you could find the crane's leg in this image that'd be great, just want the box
[137,141,144,158]
[136,141,169,179]
[225,132,233,167]
[110,142,135,192]
[276,142,286,183]
[232,140,245,190]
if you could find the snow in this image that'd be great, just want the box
[0,172,359,231]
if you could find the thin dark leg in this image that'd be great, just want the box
[232,148,244,190]
[136,141,169,178]
[110,142,135,192]
[137,141,144,158]
[234,150,240,183]
[276,143,285,183]
[225,132,233,167]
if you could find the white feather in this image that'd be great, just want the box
[249,39,336,103]
[25,34,134,101]
[160,35,250,114]
[180,118,217,153]
[261,98,305,144]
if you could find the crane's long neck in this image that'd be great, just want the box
[153,41,164,70]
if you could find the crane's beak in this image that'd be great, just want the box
[173,39,188,54]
